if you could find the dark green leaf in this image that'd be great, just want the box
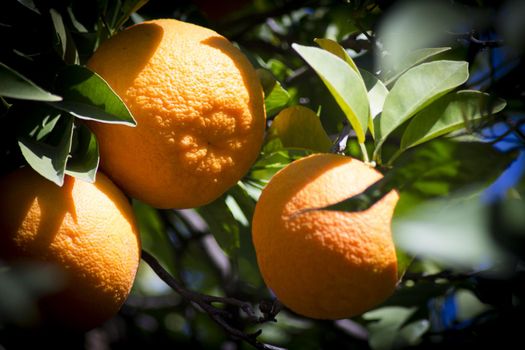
[375,60,469,156]
[292,43,369,143]
[53,65,135,125]
[18,115,74,186]
[400,91,506,150]
[256,68,277,97]
[384,281,451,307]
[132,200,177,276]
[65,123,99,183]
[114,0,150,30]
[17,0,41,14]
[0,63,62,102]
[198,198,240,258]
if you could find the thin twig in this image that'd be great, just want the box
[141,250,283,350]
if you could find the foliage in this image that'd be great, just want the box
[1,0,525,349]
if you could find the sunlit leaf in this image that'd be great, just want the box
[292,43,369,143]
[314,38,359,72]
[314,38,380,137]
[400,91,506,150]
[53,65,135,125]
[375,60,469,154]
[268,105,332,152]
[0,62,62,102]
[360,68,388,121]
[383,47,452,85]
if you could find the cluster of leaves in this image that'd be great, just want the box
[0,0,148,185]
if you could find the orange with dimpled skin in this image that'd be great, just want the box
[87,19,266,209]
[252,153,399,319]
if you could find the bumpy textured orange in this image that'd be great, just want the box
[87,19,266,209]
[0,168,141,329]
[252,154,399,319]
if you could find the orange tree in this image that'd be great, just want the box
[1,0,524,349]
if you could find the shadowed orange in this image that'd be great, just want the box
[0,168,141,329]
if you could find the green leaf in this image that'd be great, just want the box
[114,0,150,31]
[383,47,452,85]
[247,145,311,188]
[363,306,418,350]
[198,197,240,258]
[292,43,369,143]
[50,9,67,59]
[384,281,451,307]
[18,115,74,186]
[50,9,79,65]
[256,68,276,96]
[265,81,290,117]
[0,62,62,102]
[314,38,383,138]
[268,105,332,152]
[53,65,136,126]
[400,91,506,150]
[318,140,514,215]
[65,123,99,183]
[314,38,359,72]
[393,192,510,271]
[375,60,469,153]
[132,200,177,276]
[360,68,389,121]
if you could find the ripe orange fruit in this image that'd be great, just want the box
[0,168,141,329]
[252,153,399,319]
[87,19,266,209]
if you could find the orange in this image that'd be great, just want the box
[87,19,266,209]
[252,153,398,319]
[0,168,141,329]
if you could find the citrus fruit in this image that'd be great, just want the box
[252,153,399,319]
[87,19,266,209]
[0,168,141,329]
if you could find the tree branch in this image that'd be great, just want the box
[141,250,283,350]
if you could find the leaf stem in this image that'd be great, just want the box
[386,148,404,167]
[359,142,369,163]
